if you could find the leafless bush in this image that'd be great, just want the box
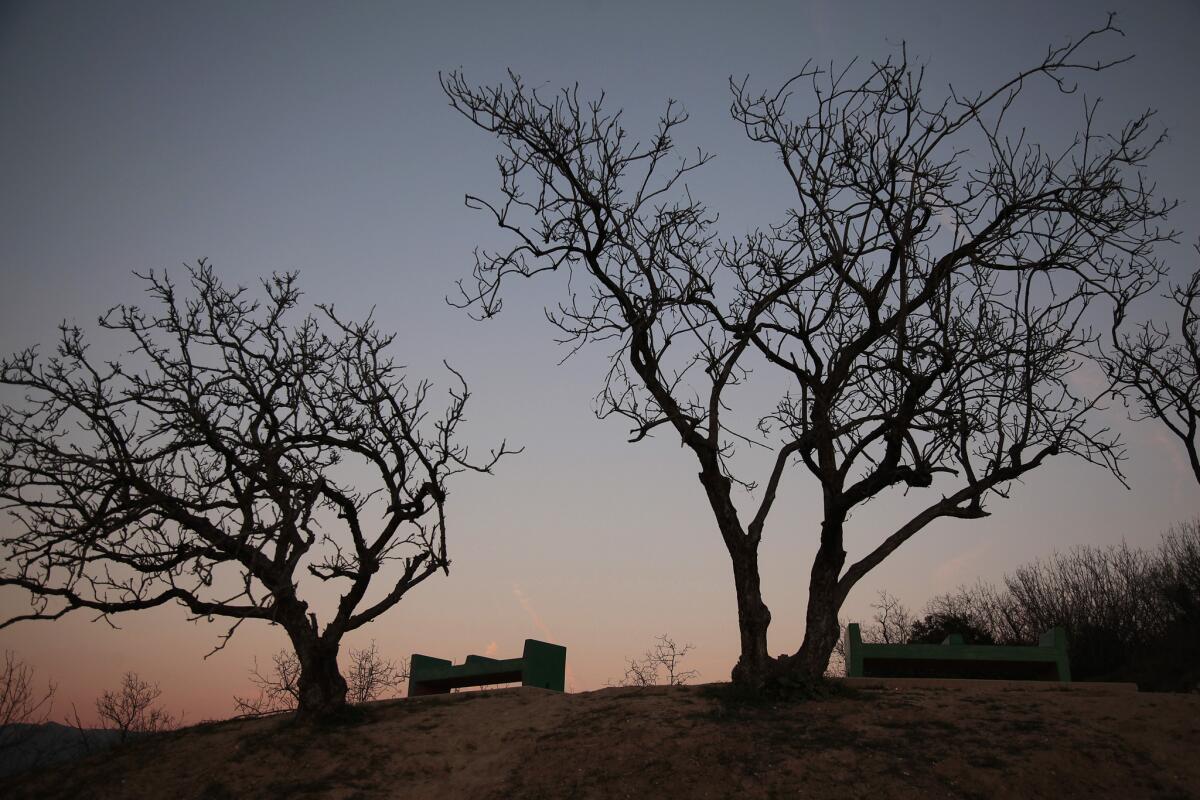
[616,635,699,687]
[235,642,408,714]
[922,582,1025,644]
[1005,544,1167,646]
[1160,519,1200,609]
[95,673,176,742]
[832,592,915,675]
[0,651,55,755]
[232,651,302,716]
[862,592,914,645]
[917,520,1200,688]
[827,637,847,679]
[346,641,408,704]
[618,656,660,688]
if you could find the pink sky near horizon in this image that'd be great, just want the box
[2,0,1199,726]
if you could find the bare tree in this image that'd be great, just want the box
[617,655,660,688]
[346,640,408,704]
[0,651,55,755]
[921,521,1200,687]
[864,591,914,645]
[647,634,699,686]
[616,634,698,687]
[95,672,176,743]
[831,591,913,675]
[1108,245,1200,484]
[232,651,301,716]
[0,263,515,718]
[443,17,1172,689]
[1161,518,1200,613]
[922,581,1025,644]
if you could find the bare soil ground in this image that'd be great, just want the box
[11,681,1200,799]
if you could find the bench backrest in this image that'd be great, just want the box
[845,623,1070,681]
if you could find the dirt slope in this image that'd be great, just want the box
[11,682,1200,799]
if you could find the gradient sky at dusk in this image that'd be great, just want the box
[2,0,1199,723]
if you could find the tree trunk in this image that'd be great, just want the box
[728,542,772,689]
[291,634,348,719]
[789,525,848,679]
[696,466,774,690]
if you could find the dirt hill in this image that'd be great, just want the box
[10,681,1200,799]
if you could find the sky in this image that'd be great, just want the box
[1,0,1198,724]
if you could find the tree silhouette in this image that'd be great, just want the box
[0,263,514,717]
[0,651,55,756]
[616,634,699,687]
[443,17,1172,688]
[232,651,302,716]
[346,640,408,704]
[95,672,176,743]
[1108,244,1200,485]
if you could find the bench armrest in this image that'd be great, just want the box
[521,639,567,691]
[846,624,864,677]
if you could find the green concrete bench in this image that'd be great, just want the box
[845,623,1071,681]
[408,638,566,696]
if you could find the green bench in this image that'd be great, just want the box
[408,638,567,696]
[845,623,1071,681]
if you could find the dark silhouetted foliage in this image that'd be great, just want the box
[907,614,996,646]
[918,519,1200,690]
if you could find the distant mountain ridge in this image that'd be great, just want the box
[0,721,123,777]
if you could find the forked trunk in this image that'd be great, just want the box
[789,531,848,679]
[698,466,774,690]
[728,544,772,689]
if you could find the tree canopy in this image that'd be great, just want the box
[0,263,514,715]
[443,17,1173,686]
